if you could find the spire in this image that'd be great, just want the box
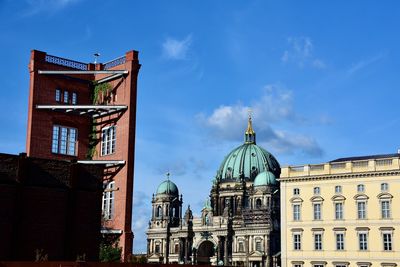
[245,109,256,144]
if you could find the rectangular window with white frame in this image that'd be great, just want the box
[55,88,61,102]
[293,233,301,250]
[381,200,391,219]
[293,204,301,221]
[335,185,342,194]
[314,233,322,250]
[357,201,366,219]
[313,203,321,220]
[358,232,368,251]
[101,125,116,156]
[336,233,344,250]
[102,181,115,220]
[382,232,392,251]
[335,202,343,220]
[52,125,77,156]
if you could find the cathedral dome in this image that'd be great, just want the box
[156,178,179,196]
[254,171,277,186]
[216,116,281,182]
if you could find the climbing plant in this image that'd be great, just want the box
[93,82,112,104]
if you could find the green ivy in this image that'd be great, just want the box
[93,82,112,104]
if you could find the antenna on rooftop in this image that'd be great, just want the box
[94,53,100,64]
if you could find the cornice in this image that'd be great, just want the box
[280,170,400,183]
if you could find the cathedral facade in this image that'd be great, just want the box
[147,117,281,267]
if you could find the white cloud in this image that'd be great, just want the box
[197,84,323,157]
[282,36,326,69]
[162,35,192,60]
[22,0,80,16]
[347,53,385,75]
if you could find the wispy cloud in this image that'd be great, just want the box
[197,84,323,157]
[132,190,152,253]
[347,53,386,75]
[282,36,326,69]
[162,34,192,60]
[21,0,80,16]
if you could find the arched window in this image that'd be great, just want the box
[102,181,115,220]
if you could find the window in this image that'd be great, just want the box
[335,203,343,220]
[357,201,366,219]
[293,234,301,250]
[314,234,322,250]
[101,126,116,156]
[63,90,69,103]
[313,187,320,195]
[336,233,344,250]
[293,204,301,221]
[102,181,115,220]
[383,233,392,251]
[358,233,368,250]
[52,125,77,156]
[381,200,391,219]
[313,203,321,220]
[381,182,389,191]
[156,206,162,217]
[357,184,365,192]
[155,244,160,253]
[293,188,300,195]
[255,240,262,251]
[55,89,61,102]
[238,241,244,252]
[174,244,179,254]
[72,92,77,104]
[335,185,342,194]
[293,265,302,267]
[313,265,324,267]
[256,198,262,209]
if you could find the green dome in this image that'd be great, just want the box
[254,171,277,186]
[216,116,281,182]
[156,180,179,196]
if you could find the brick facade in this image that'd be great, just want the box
[25,50,141,260]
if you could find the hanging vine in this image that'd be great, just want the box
[86,82,112,159]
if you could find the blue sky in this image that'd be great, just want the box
[1,0,400,253]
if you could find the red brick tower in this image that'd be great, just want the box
[26,50,140,260]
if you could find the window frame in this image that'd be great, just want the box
[314,233,323,250]
[358,232,368,251]
[335,202,344,220]
[101,125,117,156]
[357,201,367,219]
[293,233,301,250]
[382,232,393,251]
[335,185,342,194]
[51,125,77,156]
[336,233,344,250]
[102,181,115,220]
[293,204,301,221]
[313,203,322,220]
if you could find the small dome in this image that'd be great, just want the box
[254,171,277,186]
[156,180,179,196]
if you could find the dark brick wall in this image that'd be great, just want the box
[0,153,103,261]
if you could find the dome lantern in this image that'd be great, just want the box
[245,111,256,144]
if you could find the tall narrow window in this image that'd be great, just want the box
[336,233,344,250]
[383,233,392,251]
[293,234,301,250]
[52,125,77,156]
[101,126,116,156]
[155,244,160,253]
[63,91,69,103]
[313,203,321,220]
[357,201,366,219]
[238,241,244,252]
[358,233,368,250]
[335,203,343,220]
[293,204,301,221]
[55,89,61,102]
[357,184,365,193]
[314,234,322,250]
[102,181,115,220]
[335,185,342,194]
[255,240,262,251]
[313,187,320,195]
[72,92,77,104]
[381,200,391,219]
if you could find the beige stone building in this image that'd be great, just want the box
[280,154,400,267]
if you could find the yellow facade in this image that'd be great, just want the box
[280,155,400,267]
